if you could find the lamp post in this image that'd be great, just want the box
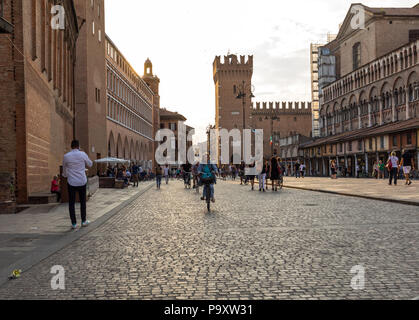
[235,81,255,130]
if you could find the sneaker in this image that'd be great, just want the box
[201,197,205,201]
[211,198,215,203]
[71,224,77,230]
[82,221,90,228]
[408,181,412,186]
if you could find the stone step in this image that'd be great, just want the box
[28,193,58,205]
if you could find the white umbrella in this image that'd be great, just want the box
[94,157,130,164]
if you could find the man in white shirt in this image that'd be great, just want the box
[63,140,93,229]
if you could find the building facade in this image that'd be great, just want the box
[74,0,107,176]
[0,0,79,211]
[302,4,419,177]
[142,58,160,170]
[105,36,155,170]
[159,108,194,167]
[213,54,312,162]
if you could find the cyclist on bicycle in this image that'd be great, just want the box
[198,155,218,203]
[181,162,192,187]
[192,161,200,189]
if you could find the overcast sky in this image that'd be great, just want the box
[105,0,418,142]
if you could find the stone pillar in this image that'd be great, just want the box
[332,116,335,135]
[325,117,328,136]
[358,105,362,129]
[321,158,325,176]
[379,97,383,125]
[309,159,312,176]
[355,155,358,177]
[405,87,410,120]
[365,153,369,176]
[368,103,372,127]
[392,94,396,122]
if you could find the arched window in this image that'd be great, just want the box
[353,42,361,70]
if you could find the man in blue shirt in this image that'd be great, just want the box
[197,154,218,203]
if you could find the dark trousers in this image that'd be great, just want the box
[52,191,61,202]
[68,184,87,225]
[389,168,398,185]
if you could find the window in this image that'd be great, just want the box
[358,140,362,151]
[369,138,372,149]
[380,136,385,149]
[409,30,419,42]
[407,133,412,145]
[92,21,95,35]
[393,136,397,146]
[348,142,352,152]
[339,143,343,153]
[353,42,361,70]
[98,30,101,42]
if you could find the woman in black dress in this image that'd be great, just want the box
[270,154,280,192]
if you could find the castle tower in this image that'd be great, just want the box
[142,58,160,169]
[213,55,253,162]
[213,55,253,132]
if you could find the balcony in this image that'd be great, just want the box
[0,0,13,34]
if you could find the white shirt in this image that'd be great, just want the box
[164,167,169,176]
[388,156,398,168]
[63,149,93,187]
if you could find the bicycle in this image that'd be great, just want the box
[200,176,214,213]
[278,175,284,190]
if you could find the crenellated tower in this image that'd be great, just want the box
[213,54,254,132]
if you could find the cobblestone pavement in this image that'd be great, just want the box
[0,180,418,300]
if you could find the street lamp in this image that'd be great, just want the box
[235,81,255,130]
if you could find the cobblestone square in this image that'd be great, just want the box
[0,180,417,300]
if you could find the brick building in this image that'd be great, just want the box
[302,3,419,177]
[105,36,155,170]
[159,108,194,167]
[74,0,107,176]
[213,54,312,162]
[0,0,79,211]
[142,58,160,170]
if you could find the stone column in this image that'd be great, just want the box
[379,97,383,125]
[332,116,335,135]
[355,155,358,177]
[358,105,362,129]
[309,159,312,176]
[392,94,396,122]
[365,153,369,176]
[368,103,372,127]
[405,87,410,120]
[324,116,328,136]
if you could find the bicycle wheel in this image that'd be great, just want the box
[206,185,211,212]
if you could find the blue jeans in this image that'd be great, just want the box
[156,175,162,188]
[203,184,214,199]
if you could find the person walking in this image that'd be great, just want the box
[270,150,281,192]
[400,149,415,186]
[387,151,399,186]
[164,164,170,184]
[330,160,337,179]
[372,161,378,179]
[299,163,306,178]
[62,140,93,229]
[132,163,139,187]
[155,165,163,189]
[259,160,268,192]
[378,160,385,179]
[294,161,300,178]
